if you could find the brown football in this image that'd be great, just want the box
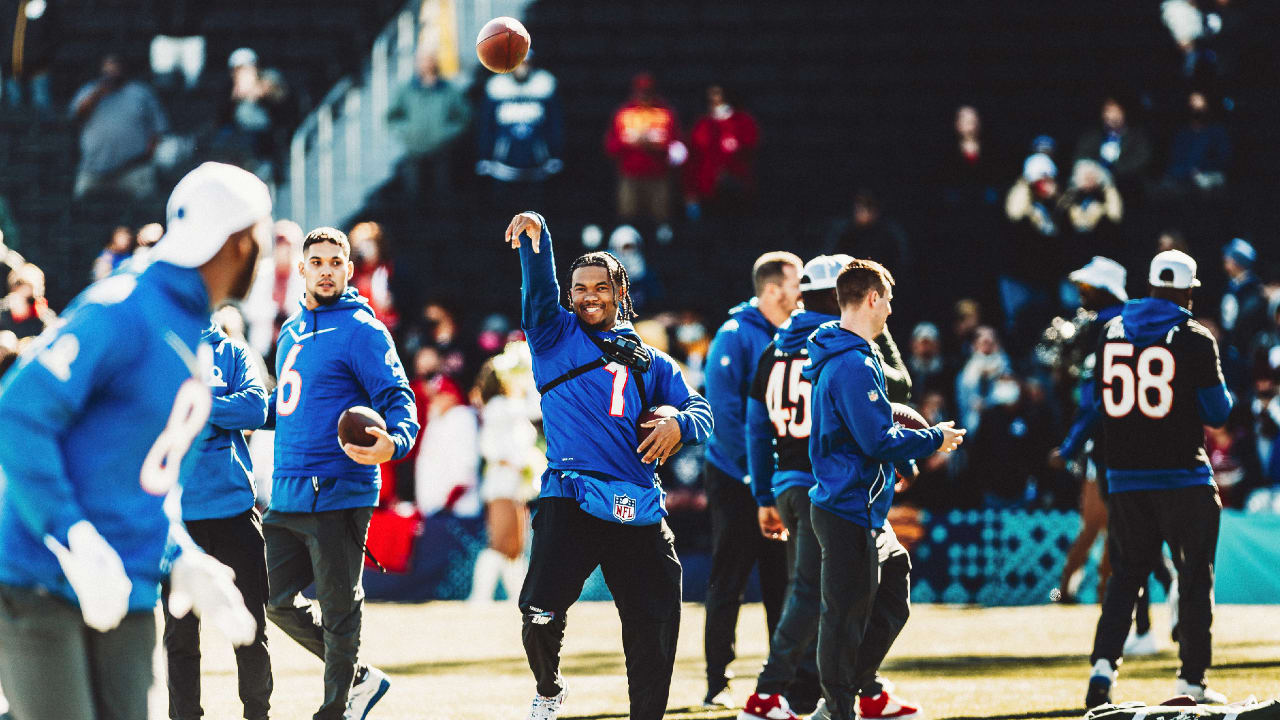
[476,17,530,74]
[638,404,682,455]
[890,402,929,430]
[337,406,386,448]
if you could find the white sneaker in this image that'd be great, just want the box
[346,666,391,720]
[1123,630,1160,656]
[1175,678,1227,705]
[528,687,567,720]
[806,697,830,720]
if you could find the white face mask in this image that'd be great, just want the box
[991,380,1021,406]
[712,104,733,120]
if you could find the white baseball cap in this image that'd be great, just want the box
[799,254,853,291]
[1068,256,1128,301]
[150,163,272,268]
[1149,249,1201,289]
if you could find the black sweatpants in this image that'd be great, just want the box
[0,585,155,720]
[1091,485,1220,684]
[756,486,821,696]
[519,498,682,720]
[264,506,374,720]
[703,463,788,688]
[164,509,272,720]
[812,506,912,720]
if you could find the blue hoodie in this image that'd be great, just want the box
[746,309,837,505]
[705,299,777,482]
[517,214,713,525]
[1100,297,1232,492]
[183,324,268,521]
[0,262,212,611]
[803,322,943,528]
[271,288,419,512]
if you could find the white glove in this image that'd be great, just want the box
[44,520,132,632]
[169,550,258,647]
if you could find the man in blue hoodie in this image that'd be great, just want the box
[503,211,712,720]
[739,254,846,720]
[164,320,272,720]
[0,162,267,720]
[804,259,964,720]
[1085,250,1234,709]
[266,227,419,720]
[702,250,802,706]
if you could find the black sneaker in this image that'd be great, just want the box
[1085,660,1116,709]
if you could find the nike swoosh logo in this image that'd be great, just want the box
[286,327,337,343]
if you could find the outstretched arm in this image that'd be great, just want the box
[505,212,562,332]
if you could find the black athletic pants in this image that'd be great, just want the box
[812,506,912,720]
[164,509,273,720]
[0,585,154,720]
[703,463,788,689]
[519,498,682,720]
[756,486,822,701]
[1091,485,1220,684]
[264,506,374,720]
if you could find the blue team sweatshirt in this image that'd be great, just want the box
[271,288,419,512]
[747,309,837,505]
[0,262,213,611]
[183,324,268,521]
[705,299,776,482]
[477,69,564,181]
[517,214,713,524]
[804,322,943,528]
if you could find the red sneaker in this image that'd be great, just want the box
[858,691,921,719]
[738,693,799,720]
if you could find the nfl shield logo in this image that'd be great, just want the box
[613,494,637,522]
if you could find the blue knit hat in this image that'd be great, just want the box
[1224,238,1256,269]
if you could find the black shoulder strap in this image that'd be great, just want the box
[535,332,652,408]
[536,357,607,396]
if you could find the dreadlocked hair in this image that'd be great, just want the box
[568,251,636,322]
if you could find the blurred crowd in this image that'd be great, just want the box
[2,0,1278,563]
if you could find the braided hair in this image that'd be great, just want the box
[567,251,635,323]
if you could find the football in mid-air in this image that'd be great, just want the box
[638,404,682,454]
[476,16,530,73]
[338,406,386,447]
[891,402,929,430]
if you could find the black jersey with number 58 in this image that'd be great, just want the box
[1096,300,1232,494]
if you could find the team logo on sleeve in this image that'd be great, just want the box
[613,494,637,522]
[867,389,879,403]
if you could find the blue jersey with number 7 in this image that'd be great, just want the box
[0,262,214,611]
[516,214,712,523]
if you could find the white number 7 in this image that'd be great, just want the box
[605,362,628,417]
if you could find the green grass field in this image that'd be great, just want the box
[174,602,1280,720]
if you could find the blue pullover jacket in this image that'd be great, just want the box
[0,262,213,611]
[183,324,268,521]
[271,288,419,512]
[804,322,943,528]
[517,214,713,525]
[705,299,776,482]
[747,309,837,505]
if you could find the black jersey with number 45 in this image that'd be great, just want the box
[745,311,838,504]
[1096,298,1233,494]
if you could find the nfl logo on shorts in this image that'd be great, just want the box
[613,494,637,522]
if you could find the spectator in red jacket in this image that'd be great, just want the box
[684,84,759,219]
[604,72,684,226]
[349,221,399,331]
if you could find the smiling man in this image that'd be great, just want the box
[503,211,712,720]
[265,227,418,720]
